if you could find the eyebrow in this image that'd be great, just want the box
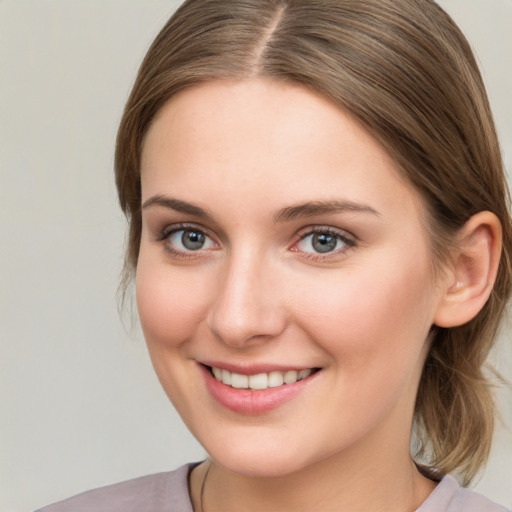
[142,195,380,222]
[273,200,380,223]
[142,195,212,219]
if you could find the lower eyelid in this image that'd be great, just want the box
[157,226,221,259]
[290,228,357,258]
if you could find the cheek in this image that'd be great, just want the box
[293,254,436,381]
[289,259,436,444]
[135,259,209,349]
[135,257,215,415]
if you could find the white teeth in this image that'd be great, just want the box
[284,370,298,384]
[231,373,249,389]
[268,371,284,388]
[248,373,268,390]
[299,369,312,380]
[211,367,314,390]
[221,369,231,386]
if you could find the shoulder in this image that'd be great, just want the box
[417,475,510,512]
[34,463,197,512]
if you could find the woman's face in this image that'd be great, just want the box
[137,79,448,477]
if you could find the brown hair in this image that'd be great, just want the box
[115,0,512,485]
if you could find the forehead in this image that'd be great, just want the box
[140,79,425,222]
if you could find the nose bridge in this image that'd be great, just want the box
[207,244,285,347]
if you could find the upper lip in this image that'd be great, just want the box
[199,360,319,375]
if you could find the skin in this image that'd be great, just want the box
[136,79,496,511]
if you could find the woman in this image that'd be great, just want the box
[38,0,511,510]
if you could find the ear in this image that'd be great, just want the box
[434,211,502,328]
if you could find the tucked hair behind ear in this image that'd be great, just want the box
[115,0,512,484]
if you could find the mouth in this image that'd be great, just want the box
[200,363,321,414]
[204,364,320,390]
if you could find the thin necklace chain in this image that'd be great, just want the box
[198,460,211,512]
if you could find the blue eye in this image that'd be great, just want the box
[167,228,216,252]
[297,230,352,254]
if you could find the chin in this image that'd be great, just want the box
[211,449,310,478]
[194,425,335,478]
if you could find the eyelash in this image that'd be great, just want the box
[156,224,356,261]
[157,223,218,260]
[292,226,356,261]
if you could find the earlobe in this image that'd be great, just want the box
[434,211,502,328]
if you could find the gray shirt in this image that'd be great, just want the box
[36,463,509,512]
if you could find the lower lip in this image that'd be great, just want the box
[200,365,317,415]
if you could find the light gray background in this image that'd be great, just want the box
[1,1,511,511]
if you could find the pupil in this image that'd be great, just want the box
[182,230,205,250]
[313,233,336,253]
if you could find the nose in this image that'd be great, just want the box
[206,248,287,348]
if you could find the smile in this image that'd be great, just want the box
[210,366,315,390]
[201,364,321,414]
